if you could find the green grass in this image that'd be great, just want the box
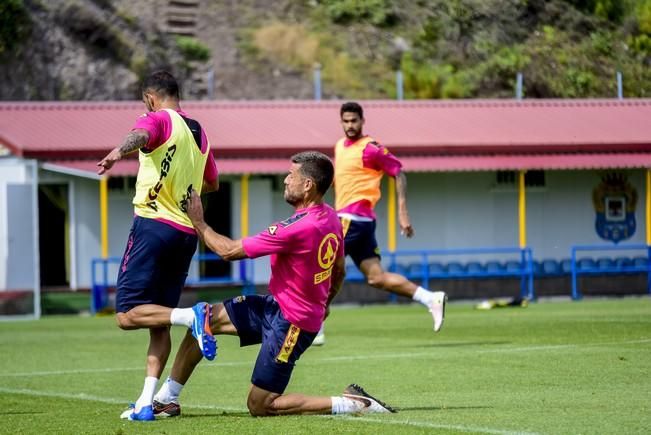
[1,298,650,434]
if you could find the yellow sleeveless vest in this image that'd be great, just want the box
[133,109,209,229]
[334,136,383,211]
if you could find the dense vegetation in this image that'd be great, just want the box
[1,0,649,100]
[246,0,651,98]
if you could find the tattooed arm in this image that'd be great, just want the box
[97,129,149,175]
[395,171,414,238]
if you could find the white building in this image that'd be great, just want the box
[1,99,650,316]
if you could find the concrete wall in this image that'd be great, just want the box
[2,161,646,291]
[0,158,37,291]
[231,176,274,285]
[265,169,648,265]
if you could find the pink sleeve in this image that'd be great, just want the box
[132,111,173,151]
[203,152,218,183]
[362,142,402,177]
[242,223,293,258]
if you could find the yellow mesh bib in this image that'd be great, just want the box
[133,109,209,228]
[334,136,383,211]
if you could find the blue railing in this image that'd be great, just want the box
[570,244,651,300]
[345,247,534,300]
[90,253,254,314]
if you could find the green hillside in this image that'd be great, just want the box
[1,0,650,100]
[244,0,651,99]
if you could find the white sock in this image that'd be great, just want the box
[170,307,194,327]
[331,396,365,414]
[154,377,185,404]
[134,376,158,411]
[412,286,435,306]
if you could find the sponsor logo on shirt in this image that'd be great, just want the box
[314,233,339,284]
[146,143,177,211]
[279,212,308,228]
[267,225,278,235]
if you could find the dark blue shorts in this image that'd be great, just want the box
[340,218,381,267]
[115,216,197,313]
[223,294,317,394]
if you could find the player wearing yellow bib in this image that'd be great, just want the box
[97,71,218,421]
[314,102,447,346]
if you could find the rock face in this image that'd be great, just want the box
[1,0,159,100]
[0,0,314,101]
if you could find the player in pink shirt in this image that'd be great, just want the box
[151,151,395,417]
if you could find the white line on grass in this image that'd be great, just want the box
[0,386,243,412]
[326,415,540,435]
[0,386,538,435]
[1,338,648,378]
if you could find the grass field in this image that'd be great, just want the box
[1,297,650,434]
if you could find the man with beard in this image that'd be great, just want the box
[151,151,395,417]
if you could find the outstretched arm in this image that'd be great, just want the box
[97,129,149,175]
[187,190,247,261]
[395,171,414,238]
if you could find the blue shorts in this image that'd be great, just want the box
[340,218,381,267]
[223,294,317,394]
[115,216,197,313]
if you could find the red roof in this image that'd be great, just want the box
[42,152,651,179]
[2,99,651,173]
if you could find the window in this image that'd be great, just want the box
[495,170,545,188]
[108,176,137,192]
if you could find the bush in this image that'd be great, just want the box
[324,0,398,27]
[175,36,211,62]
[0,0,31,55]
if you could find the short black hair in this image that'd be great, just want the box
[141,70,180,99]
[340,101,363,119]
[291,151,334,196]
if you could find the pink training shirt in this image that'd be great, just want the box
[133,109,218,234]
[337,137,402,219]
[242,203,344,333]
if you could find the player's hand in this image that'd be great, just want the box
[97,147,122,175]
[399,213,414,238]
[187,190,205,226]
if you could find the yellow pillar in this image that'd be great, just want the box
[646,169,651,245]
[387,177,396,252]
[518,170,527,248]
[241,174,250,238]
[99,177,109,258]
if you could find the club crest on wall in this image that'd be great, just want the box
[592,172,637,243]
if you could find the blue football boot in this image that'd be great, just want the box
[191,302,217,360]
[119,403,155,421]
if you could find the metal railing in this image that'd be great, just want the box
[90,253,254,314]
[347,247,535,300]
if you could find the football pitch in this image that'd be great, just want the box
[1,297,650,434]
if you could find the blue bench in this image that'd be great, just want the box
[571,245,651,299]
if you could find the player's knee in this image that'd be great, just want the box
[246,396,270,417]
[366,272,385,288]
[115,312,135,330]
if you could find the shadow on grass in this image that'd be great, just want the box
[0,411,47,415]
[396,405,491,411]
[408,341,510,348]
[180,411,252,418]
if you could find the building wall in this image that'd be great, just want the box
[265,169,648,267]
[3,164,644,291]
[0,158,37,291]
[231,176,274,285]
